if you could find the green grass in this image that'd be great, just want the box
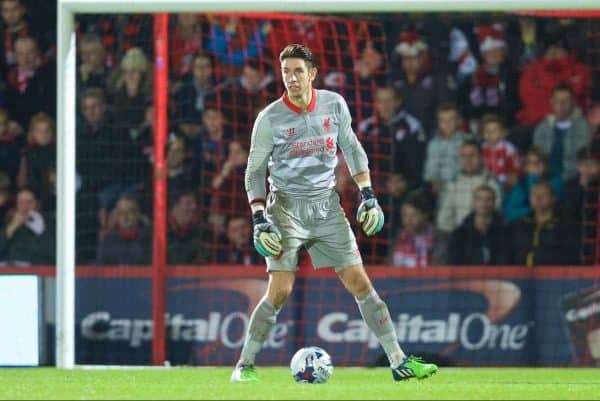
[1,367,599,400]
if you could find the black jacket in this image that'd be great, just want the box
[449,212,507,265]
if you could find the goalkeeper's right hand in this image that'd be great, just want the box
[252,210,282,258]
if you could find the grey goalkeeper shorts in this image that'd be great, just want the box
[264,189,363,272]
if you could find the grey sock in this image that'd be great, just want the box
[356,290,404,365]
[239,297,279,365]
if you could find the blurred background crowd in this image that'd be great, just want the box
[0,0,599,268]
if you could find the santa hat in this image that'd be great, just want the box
[394,31,428,57]
[476,24,506,53]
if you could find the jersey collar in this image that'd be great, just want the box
[282,89,317,114]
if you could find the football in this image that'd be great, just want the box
[290,346,334,384]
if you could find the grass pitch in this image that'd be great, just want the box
[0,367,599,400]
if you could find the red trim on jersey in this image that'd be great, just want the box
[249,198,266,206]
[282,89,317,114]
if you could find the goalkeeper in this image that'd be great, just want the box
[231,44,438,382]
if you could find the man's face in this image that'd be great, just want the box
[281,57,316,99]
[167,139,186,169]
[375,88,401,122]
[482,47,505,68]
[174,194,197,224]
[1,0,25,28]
[192,56,212,84]
[437,110,458,136]
[530,184,555,213]
[473,189,495,217]
[401,203,426,234]
[80,41,104,70]
[30,121,53,145]
[227,218,251,247]
[16,190,36,214]
[15,38,38,70]
[242,64,262,91]
[578,158,600,181]
[81,96,106,126]
[460,144,482,174]
[551,90,575,121]
[401,54,422,76]
[202,109,223,135]
[116,199,139,231]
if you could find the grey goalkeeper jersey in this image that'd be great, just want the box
[245,89,370,202]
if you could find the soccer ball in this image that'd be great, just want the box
[290,346,333,384]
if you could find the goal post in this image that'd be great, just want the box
[56,0,600,370]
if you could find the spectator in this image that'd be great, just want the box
[96,195,151,265]
[504,146,563,223]
[449,184,507,265]
[213,58,276,139]
[517,33,590,126]
[0,0,39,79]
[167,137,199,199]
[533,83,591,181]
[175,52,220,138]
[207,15,270,68]
[391,191,448,268]
[16,112,55,195]
[167,191,208,265]
[436,139,502,233]
[507,180,579,266]
[423,103,470,195]
[169,13,207,79]
[209,140,248,233]
[0,108,21,188]
[379,172,411,243]
[216,215,260,265]
[358,86,427,188]
[108,46,152,131]
[76,87,119,261]
[391,30,456,133]
[77,33,109,92]
[561,148,600,264]
[200,107,232,174]
[5,35,55,129]
[458,23,519,131]
[0,187,54,264]
[480,113,520,189]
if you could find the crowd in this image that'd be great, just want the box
[0,1,598,268]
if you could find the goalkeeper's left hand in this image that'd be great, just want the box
[252,210,282,258]
[356,187,385,236]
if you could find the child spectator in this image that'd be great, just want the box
[16,112,55,195]
[423,103,470,195]
[480,113,520,189]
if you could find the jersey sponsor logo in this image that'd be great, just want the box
[289,137,335,158]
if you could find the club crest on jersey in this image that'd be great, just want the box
[326,137,335,152]
[323,116,331,133]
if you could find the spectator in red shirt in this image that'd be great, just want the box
[480,113,520,190]
[517,33,590,126]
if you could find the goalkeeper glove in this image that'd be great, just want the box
[252,210,282,258]
[356,187,385,237]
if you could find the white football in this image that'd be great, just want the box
[290,346,333,384]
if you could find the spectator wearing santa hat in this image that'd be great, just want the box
[391,30,457,134]
[457,23,520,135]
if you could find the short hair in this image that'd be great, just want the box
[279,44,316,69]
[403,189,434,220]
[81,87,107,104]
[474,184,496,201]
[28,112,55,134]
[192,52,215,67]
[552,82,575,97]
[480,113,507,131]
[462,138,482,154]
[116,194,140,211]
[526,146,549,164]
[436,102,460,115]
[531,179,555,196]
